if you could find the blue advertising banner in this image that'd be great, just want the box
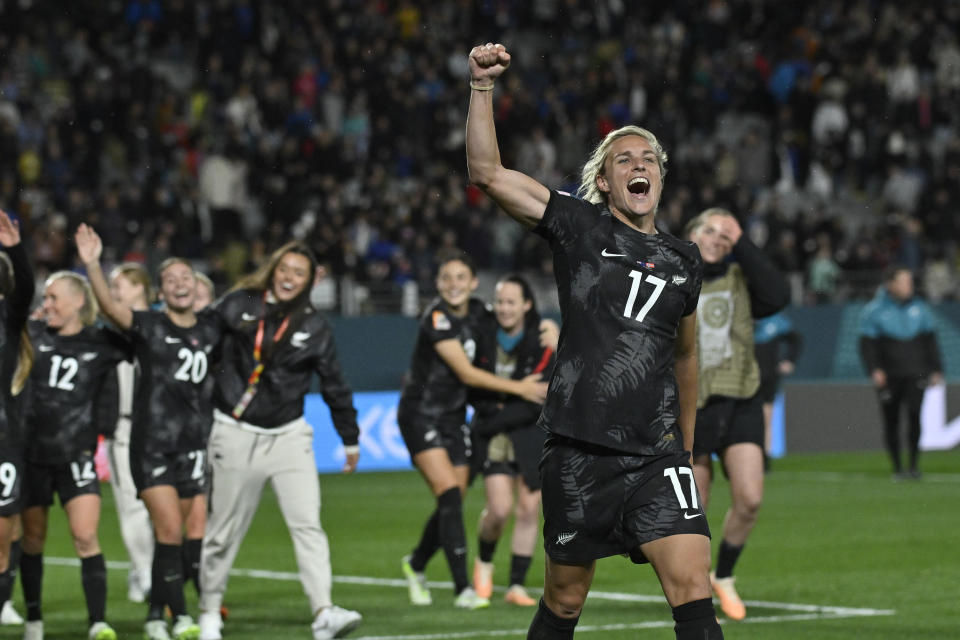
[306,391,411,473]
[305,390,789,472]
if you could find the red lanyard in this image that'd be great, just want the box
[231,293,290,419]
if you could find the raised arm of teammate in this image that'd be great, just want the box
[75,223,134,330]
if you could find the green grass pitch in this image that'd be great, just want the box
[12,449,960,639]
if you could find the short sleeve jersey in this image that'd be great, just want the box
[398,297,491,427]
[533,191,703,455]
[129,310,223,454]
[25,322,130,463]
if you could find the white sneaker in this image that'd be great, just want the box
[171,615,201,640]
[128,571,147,603]
[23,620,44,640]
[88,621,117,640]
[401,555,431,605]
[144,620,171,640]
[198,611,223,640]
[311,605,362,640]
[1,600,23,624]
[453,587,490,610]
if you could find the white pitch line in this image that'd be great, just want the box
[44,556,895,637]
[773,470,960,483]
[348,611,895,640]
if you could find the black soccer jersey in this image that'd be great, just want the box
[211,289,359,444]
[398,297,491,427]
[533,191,703,455]
[0,243,34,451]
[130,309,224,454]
[24,321,130,464]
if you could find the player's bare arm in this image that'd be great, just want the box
[466,43,550,229]
[434,338,547,404]
[75,223,134,330]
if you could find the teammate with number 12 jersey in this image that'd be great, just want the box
[20,272,126,640]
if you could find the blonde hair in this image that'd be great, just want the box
[45,271,99,327]
[578,125,669,205]
[194,271,214,295]
[157,257,194,285]
[110,262,154,306]
[684,207,735,239]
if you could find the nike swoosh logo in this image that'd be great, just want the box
[601,249,626,258]
[164,336,181,344]
[241,312,258,321]
[683,512,703,520]
[75,479,95,488]
[38,345,54,352]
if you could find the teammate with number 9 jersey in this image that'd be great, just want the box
[0,208,35,635]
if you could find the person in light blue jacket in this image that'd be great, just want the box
[858,266,943,479]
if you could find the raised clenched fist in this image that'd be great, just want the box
[468,43,511,85]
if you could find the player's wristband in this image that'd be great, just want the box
[344,445,360,456]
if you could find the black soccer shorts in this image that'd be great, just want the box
[692,394,765,458]
[24,451,101,508]
[132,448,207,498]
[540,436,710,566]
[399,417,471,467]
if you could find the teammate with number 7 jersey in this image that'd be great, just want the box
[76,223,222,640]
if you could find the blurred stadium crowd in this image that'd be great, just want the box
[1,0,959,312]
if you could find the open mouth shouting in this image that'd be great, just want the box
[628,176,650,195]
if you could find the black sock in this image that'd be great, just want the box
[20,552,43,621]
[183,538,202,595]
[0,568,11,606]
[527,598,578,639]
[151,543,186,619]
[9,539,21,581]
[509,554,532,587]
[147,547,165,621]
[436,487,468,594]
[478,537,497,563]
[673,597,724,639]
[714,540,744,579]
[81,554,107,624]
[410,509,440,572]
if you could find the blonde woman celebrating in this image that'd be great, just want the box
[19,272,130,640]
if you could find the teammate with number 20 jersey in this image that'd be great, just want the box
[76,223,216,640]
[127,308,221,494]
